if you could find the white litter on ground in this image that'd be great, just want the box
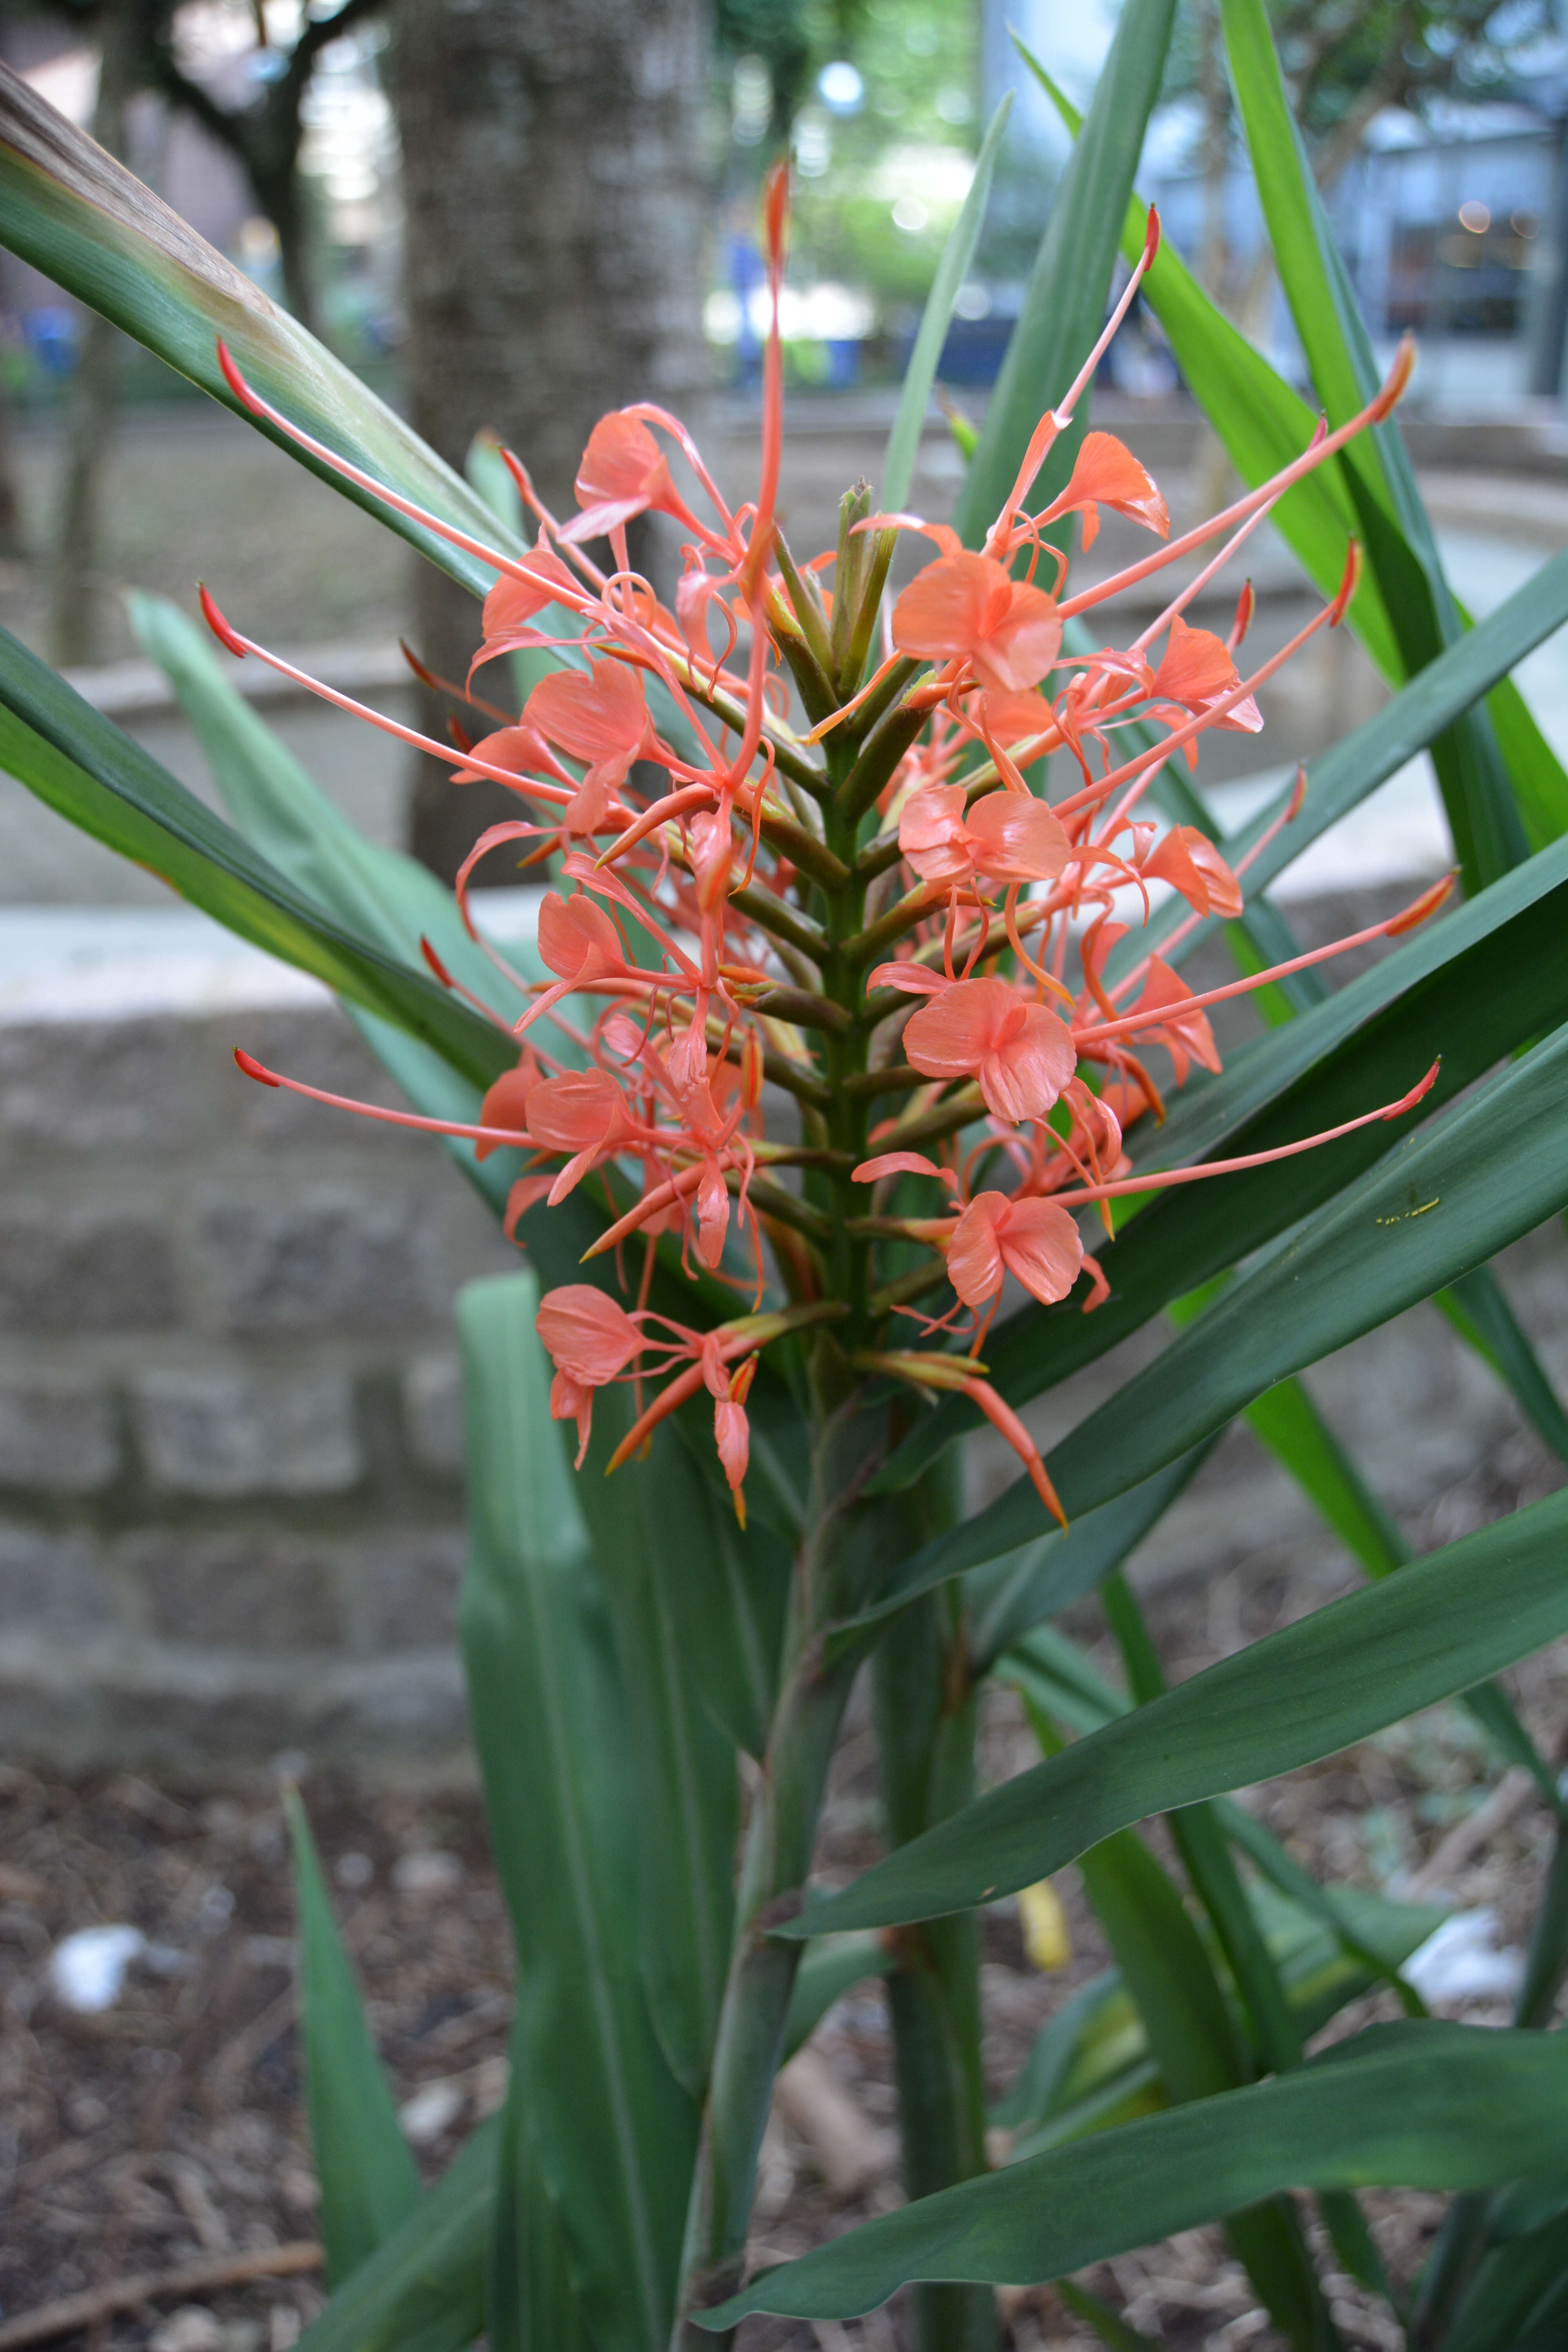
[48,1924,148,2012]
[1402,1908,1525,2004]
[47,1922,188,2011]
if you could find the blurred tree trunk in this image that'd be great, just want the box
[49,4,136,667]
[388,0,709,880]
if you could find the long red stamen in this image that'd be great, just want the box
[198,589,630,822]
[1049,1062,1439,1210]
[1071,875,1453,1048]
[1058,342,1410,622]
[234,1047,535,1149]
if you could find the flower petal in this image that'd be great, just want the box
[536,1283,643,1384]
[998,1196,1084,1305]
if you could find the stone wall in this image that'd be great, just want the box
[0,941,514,1774]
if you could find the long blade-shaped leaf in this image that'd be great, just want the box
[566,1387,744,2094]
[962,1443,1218,1670]
[293,2115,495,2352]
[1026,40,1568,859]
[486,2020,589,2352]
[0,626,512,1090]
[285,1788,421,2289]
[953,0,1175,548]
[0,65,521,598]
[1069,1822,1328,2349]
[1438,1263,1568,1466]
[1217,0,1530,892]
[837,1444,1216,1664]
[1005,1631,1444,2012]
[701,2023,1568,2325]
[457,1272,697,2352]
[881,96,1010,514]
[787,1479,1568,1934]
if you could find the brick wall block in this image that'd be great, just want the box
[192,1187,446,1333]
[0,1015,201,1154]
[133,1363,361,1497]
[0,1375,120,1492]
[403,1353,464,1478]
[0,1208,180,1332]
[121,1529,347,1648]
[0,1520,127,1630]
[343,1530,466,1652]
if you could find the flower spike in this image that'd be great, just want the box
[213,289,1439,1539]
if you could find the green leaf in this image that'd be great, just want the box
[457,1271,697,2352]
[1439,2209,1568,2352]
[1438,1263,1568,1466]
[1004,1627,1445,2012]
[840,1443,1218,1663]
[566,1388,743,2094]
[581,1387,789,1771]
[784,1479,1568,1935]
[890,1010,1568,1582]
[1061,1615,1339,2347]
[1069,1821,1242,2103]
[0,64,524,599]
[0,623,512,1091]
[963,1443,1218,1670]
[293,2116,497,2352]
[486,2020,589,2352]
[701,2023,1568,2326]
[953,0,1176,549]
[1053,2279,1161,2352]
[284,1788,421,2289]
[881,95,1010,514]
[990,1972,1126,2134]
[1238,1377,1404,1578]
[783,1935,893,2062]
[1027,34,1568,866]
[1217,0,1530,893]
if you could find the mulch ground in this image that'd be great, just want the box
[5,1508,1565,2352]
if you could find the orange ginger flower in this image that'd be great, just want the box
[216,172,1442,1527]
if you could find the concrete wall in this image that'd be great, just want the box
[0,941,515,1775]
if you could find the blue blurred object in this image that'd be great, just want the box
[824,339,862,387]
[727,232,765,385]
[896,313,1015,386]
[25,305,78,378]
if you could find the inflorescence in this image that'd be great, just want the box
[221,170,1443,1530]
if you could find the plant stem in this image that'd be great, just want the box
[874,1583,997,2352]
[669,1388,928,2346]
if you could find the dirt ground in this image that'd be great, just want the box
[4,1506,1564,2352]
